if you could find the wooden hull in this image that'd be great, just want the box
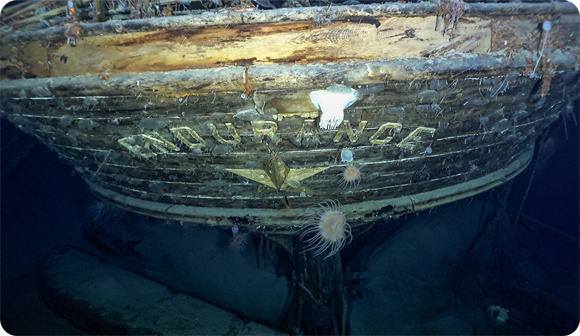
[1,2,579,232]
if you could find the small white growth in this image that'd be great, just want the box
[340,148,354,162]
[309,84,360,130]
[542,20,552,32]
[530,21,552,78]
[487,305,510,324]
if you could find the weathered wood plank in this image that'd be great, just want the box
[1,2,577,44]
[93,0,106,23]
[491,14,580,53]
[1,50,577,96]
[2,16,490,79]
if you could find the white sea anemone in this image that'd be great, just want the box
[338,165,362,189]
[300,200,352,258]
[86,200,125,225]
[229,228,251,253]
[309,84,360,130]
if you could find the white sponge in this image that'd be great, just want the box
[310,84,360,130]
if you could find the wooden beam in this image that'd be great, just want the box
[1,0,48,22]
[2,15,492,78]
[1,0,36,16]
[1,51,578,96]
[93,0,106,22]
[2,2,577,43]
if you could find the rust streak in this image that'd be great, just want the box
[243,66,253,98]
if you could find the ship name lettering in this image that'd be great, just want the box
[118,120,435,158]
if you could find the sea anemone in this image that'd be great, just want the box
[338,165,362,189]
[86,200,125,225]
[300,200,352,258]
[229,226,252,253]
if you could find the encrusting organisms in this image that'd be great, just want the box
[530,20,552,78]
[229,226,251,253]
[340,148,354,162]
[86,200,125,225]
[299,199,352,258]
[309,84,360,130]
[338,165,362,189]
[337,148,362,188]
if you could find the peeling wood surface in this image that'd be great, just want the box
[491,14,580,52]
[1,2,577,44]
[2,12,579,80]
[1,51,578,96]
[1,2,578,81]
[2,16,490,79]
